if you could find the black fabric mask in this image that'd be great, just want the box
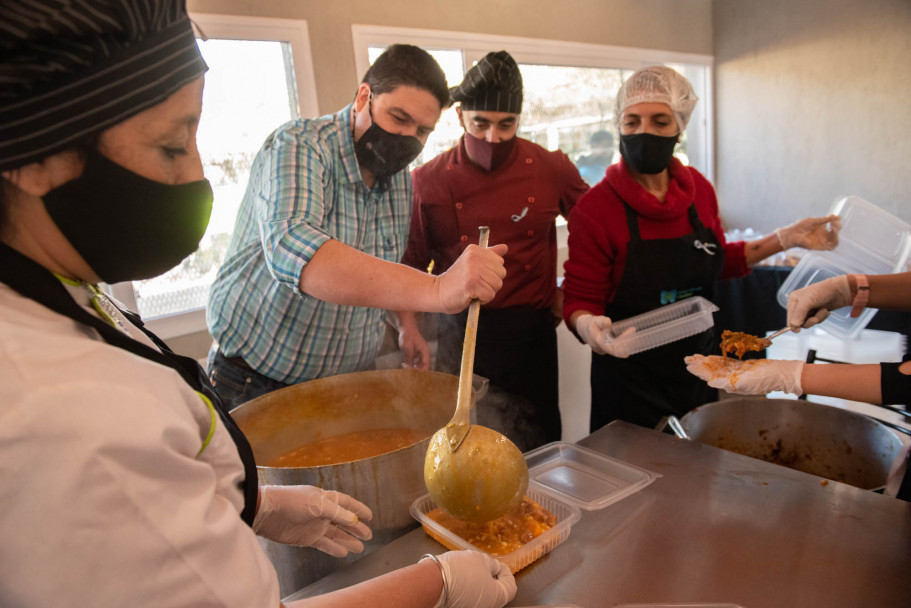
[619,132,679,174]
[463,132,517,172]
[42,150,213,283]
[354,98,424,178]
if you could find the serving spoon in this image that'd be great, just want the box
[423,227,529,523]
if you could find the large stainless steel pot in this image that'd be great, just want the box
[231,368,476,597]
[675,397,904,490]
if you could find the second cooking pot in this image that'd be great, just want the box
[674,397,904,491]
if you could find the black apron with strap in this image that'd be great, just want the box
[590,203,724,431]
[0,241,259,525]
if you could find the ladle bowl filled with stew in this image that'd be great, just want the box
[232,368,484,597]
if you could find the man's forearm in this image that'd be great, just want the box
[299,240,439,311]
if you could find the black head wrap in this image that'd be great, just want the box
[450,50,523,114]
[0,0,207,172]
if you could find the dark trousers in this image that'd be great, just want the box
[437,307,560,452]
[206,346,291,411]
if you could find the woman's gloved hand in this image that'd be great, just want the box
[787,275,853,330]
[685,354,804,395]
[774,214,841,250]
[421,551,517,608]
[252,485,373,557]
[574,313,634,358]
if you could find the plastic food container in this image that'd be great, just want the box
[777,196,911,339]
[410,483,582,573]
[525,441,661,510]
[607,296,719,355]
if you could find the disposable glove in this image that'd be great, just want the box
[252,485,373,557]
[774,214,840,250]
[574,313,634,358]
[685,354,804,396]
[786,275,853,330]
[421,551,516,608]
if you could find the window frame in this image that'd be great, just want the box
[351,24,714,180]
[107,14,318,340]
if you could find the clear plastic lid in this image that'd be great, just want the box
[523,441,661,510]
[607,296,719,355]
[777,196,911,340]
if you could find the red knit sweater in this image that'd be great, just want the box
[562,157,749,322]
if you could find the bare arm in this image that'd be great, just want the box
[283,560,441,608]
[861,271,911,312]
[743,233,784,267]
[298,239,507,314]
[800,363,884,404]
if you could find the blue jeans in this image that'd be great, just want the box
[206,347,290,411]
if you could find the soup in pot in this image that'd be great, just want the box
[266,428,428,467]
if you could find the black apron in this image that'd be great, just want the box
[0,242,259,525]
[590,203,724,431]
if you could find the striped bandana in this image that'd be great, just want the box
[0,0,207,172]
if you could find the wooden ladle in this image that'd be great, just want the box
[423,227,529,523]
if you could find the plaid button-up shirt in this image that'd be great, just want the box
[207,106,412,383]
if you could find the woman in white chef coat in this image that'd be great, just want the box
[0,2,515,607]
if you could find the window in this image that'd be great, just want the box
[353,26,714,181]
[106,15,318,339]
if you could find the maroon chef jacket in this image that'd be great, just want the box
[403,136,589,309]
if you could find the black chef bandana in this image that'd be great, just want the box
[0,0,208,172]
[450,50,523,114]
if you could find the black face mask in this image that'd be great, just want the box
[353,97,424,178]
[42,150,213,284]
[619,132,679,174]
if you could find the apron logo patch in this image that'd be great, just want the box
[660,287,702,305]
[693,239,717,255]
[511,206,528,222]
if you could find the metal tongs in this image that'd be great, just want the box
[764,326,793,343]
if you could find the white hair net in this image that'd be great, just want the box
[614,66,699,133]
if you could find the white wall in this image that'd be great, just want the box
[712,0,911,232]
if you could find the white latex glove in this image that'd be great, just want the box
[685,354,804,395]
[774,214,840,250]
[786,274,853,331]
[574,313,634,358]
[422,551,516,608]
[252,485,373,557]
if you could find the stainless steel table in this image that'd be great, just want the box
[286,421,911,607]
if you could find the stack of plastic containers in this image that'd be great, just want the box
[776,195,911,340]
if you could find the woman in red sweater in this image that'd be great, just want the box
[562,66,840,431]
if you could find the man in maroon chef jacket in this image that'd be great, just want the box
[399,51,589,450]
